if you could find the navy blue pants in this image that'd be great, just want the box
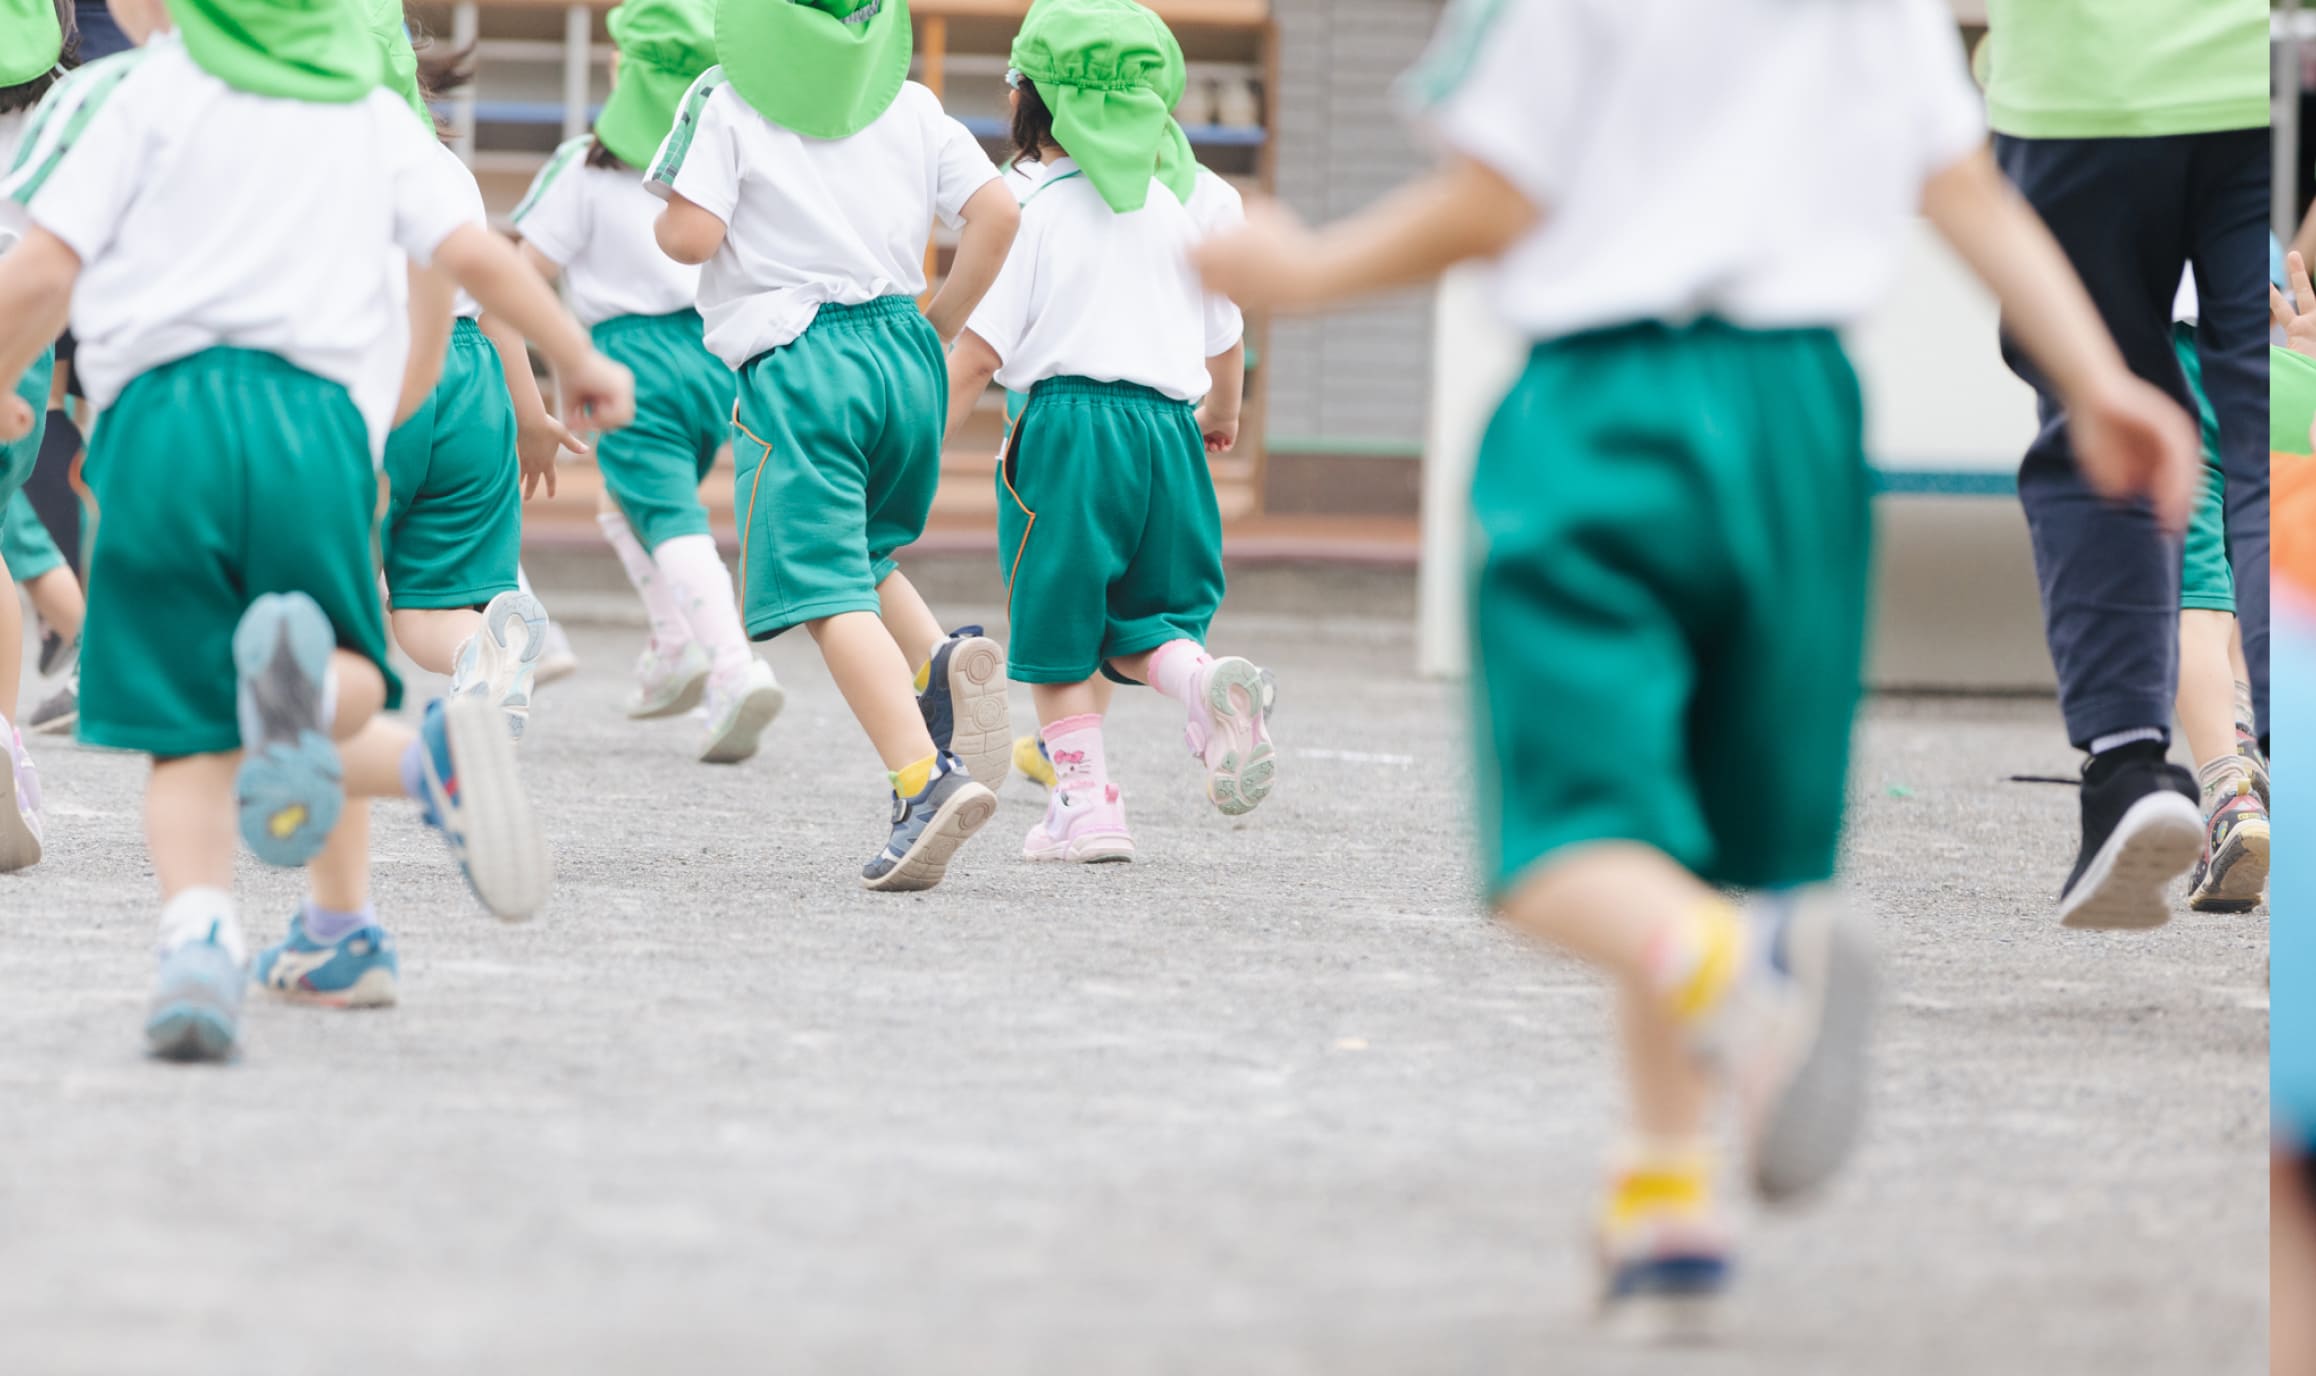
[1994,129,2269,746]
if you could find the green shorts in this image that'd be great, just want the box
[1471,320,1870,898]
[78,348,398,758]
[997,377,1223,684]
[382,318,522,611]
[2173,323,2232,614]
[1,493,62,582]
[593,309,735,552]
[730,297,943,639]
[1,346,54,512]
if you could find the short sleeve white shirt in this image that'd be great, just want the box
[516,135,702,326]
[426,139,491,321]
[1412,0,1987,337]
[646,73,1001,367]
[0,109,26,248]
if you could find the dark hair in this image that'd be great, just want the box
[585,135,629,171]
[0,0,78,114]
[1009,76,1055,172]
[405,13,474,140]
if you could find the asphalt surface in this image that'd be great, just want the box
[0,553,2267,1375]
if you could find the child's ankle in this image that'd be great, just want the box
[158,886,244,963]
[1641,898,1745,1029]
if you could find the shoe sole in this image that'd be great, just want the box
[145,1003,238,1062]
[441,693,553,921]
[0,747,40,872]
[261,966,399,1009]
[1597,1292,1723,1347]
[469,591,548,743]
[944,637,1013,788]
[232,593,344,869]
[1751,893,1876,1204]
[1022,831,1136,863]
[2189,817,2270,914]
[2059,792,2203,931]
[1203,658,1276,817]
[862,781,999,892]
[626,667,709,721]
[700,678,787,764]
[29,708,75,737]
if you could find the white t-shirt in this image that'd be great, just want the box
[647,74,1000,367]
[426,139,490,322]
[2,39,474,452]
[965,158,1242,401]
[1414,0,1986,337]
[0,109,26,248]
[516,135,702,327]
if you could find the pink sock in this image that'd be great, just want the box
[1145,639,1211,708]
[1042,712,1108,790]
[598,511,689,650]
[654,533,753,677]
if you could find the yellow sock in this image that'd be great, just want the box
[1602,1141,1715,1231]
[912,657,932,694]
[1647,899,1744,1026]
[892,752,938,797]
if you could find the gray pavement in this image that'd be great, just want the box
[0,554,2267,1375]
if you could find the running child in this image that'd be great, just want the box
[647,0,1019,890]
[945,0,1273,863]
[1196,0,2197,1335]
[0,0,634,1060]
[514,0,786,763]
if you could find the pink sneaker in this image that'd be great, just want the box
[1185,657,1275,816]
[1022,783,1135,863]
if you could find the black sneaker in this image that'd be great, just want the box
[861,756,997,893]
[915,627,1011,788]
[2058,743,2201,931]
[25,672,75,736]
[36,630,74,681]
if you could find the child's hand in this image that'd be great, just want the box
[0,394,31,443]
[561,352,636,433]
[2068,373,2199,534]
[517,413,586,500]
[2275,251,2316,359]
[1193,199,1323,310]
[1194,404,1239,454]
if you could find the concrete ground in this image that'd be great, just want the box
[0,554,2267,1376]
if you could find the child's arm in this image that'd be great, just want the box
[924,181,1021,345]
[0,230,79,442]
[477,308,587,500]
[944,330,1002,443]
[1921,147,2198,531]
[1192,155,1536,313]
[431,224,634,433]
[2274,250,2316,360]
[402,262,456,426]
[519,241,563,285]
[1194,341,1245,454]
[655,193,726,266]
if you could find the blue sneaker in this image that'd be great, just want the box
[233,592,343,868]
[917,628,1011,789]
[145,933,246,1062]
[407,695,552,921]
[254,913,399,1008]
[861,755,997,892]
[1597,1223,1733,1344]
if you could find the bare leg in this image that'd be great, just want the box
[1031,679,1103,728]
[307,800,371,912]
[329,650,387,741]
[0,563,18,722]
[807,611,938,771]
[390,607,484,678]
[147,753,240,898]
[339,716,417,798]
[2176,608,2239,772]
[23,567,83,641]
[2279,1153,2316,1375]
[875,569,947,674]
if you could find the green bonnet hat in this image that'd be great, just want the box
[0,0,63,87]
[598,0,717,167]
[364,0,429,126]
[168,0,382,103]
[1011,0,1181,213]
[716,0,911,141]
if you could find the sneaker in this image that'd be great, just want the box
[1022,782,1135,863]
[254,913,399,1007]
[232,592,344,869]
[918,627,1012,789]
[696,658,786,764]
[1707,887,1876,1204]
[1013,733,1059,792]
[408,695,552,921]
[2057,745,2201,931]
[26,667,76,736]
[145,933,245,1062]
[536,621,580,687]
[449,589,548,742]
[1186,656,1276,816]
[2187,773,2270,915]
[2236,724,2271,810]
[1595,1181,1733,1344]
[625,639,710,720]
[37,629,75,680]
[861,756,997,892]
[0,724,42,872]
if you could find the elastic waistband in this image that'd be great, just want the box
[141,346,336,385]
[809,296,923,331]
[1027,376,1190,408]
[1532,317,1843,359]
[591,308,705,341]
[451,316,487,342]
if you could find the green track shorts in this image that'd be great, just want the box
[593,309,735,552]
[0,492,62,582]
[2173,323,2233,614]
[382,318,522,611]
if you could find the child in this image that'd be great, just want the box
[0,0,634,1059]
[513,0,786,762]
[1196,0,2197,1334]
[944,0,1273,863]
[647,0,1018,889]
[4,490,83,733]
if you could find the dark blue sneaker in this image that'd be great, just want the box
[145,932,246,1063]
[916,628,1012,789]
[254,913,399,1007]
[232,592,343,868]
[861,755,997,892]
[1598,1233,1733,1344]
[406,695,552,921]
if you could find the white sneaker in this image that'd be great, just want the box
[0,724,42,873]
[536,621,580,687]
[696,658,785,764]
[624,639,711,720]
[449,590,548,743]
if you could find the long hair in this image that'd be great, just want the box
[1009,76,1055,173]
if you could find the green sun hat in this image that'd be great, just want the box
[1011,0,1180,213]
[363,0,429,126]
[0,0,64,87]
[598,0,718,167]
[717,0,911,141]
[1146,10,1197,204]
[168,0,383,103]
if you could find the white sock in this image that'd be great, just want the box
[1145,639,1212,709]
[2088,727,2165,756]
[158,887,245,965]
[654,534,753,677]
[1042,712,1108,791]
[598,512,690,650]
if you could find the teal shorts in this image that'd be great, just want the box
[79,348,398,757]
[382,318,522,611]
[997,377,1223,684]
[1471,320,1870,898]
[592,309,735,552]
[2173,323,2232,614]
[1,493,62,582]
[1,346,54,516]
[730,297,944,639]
